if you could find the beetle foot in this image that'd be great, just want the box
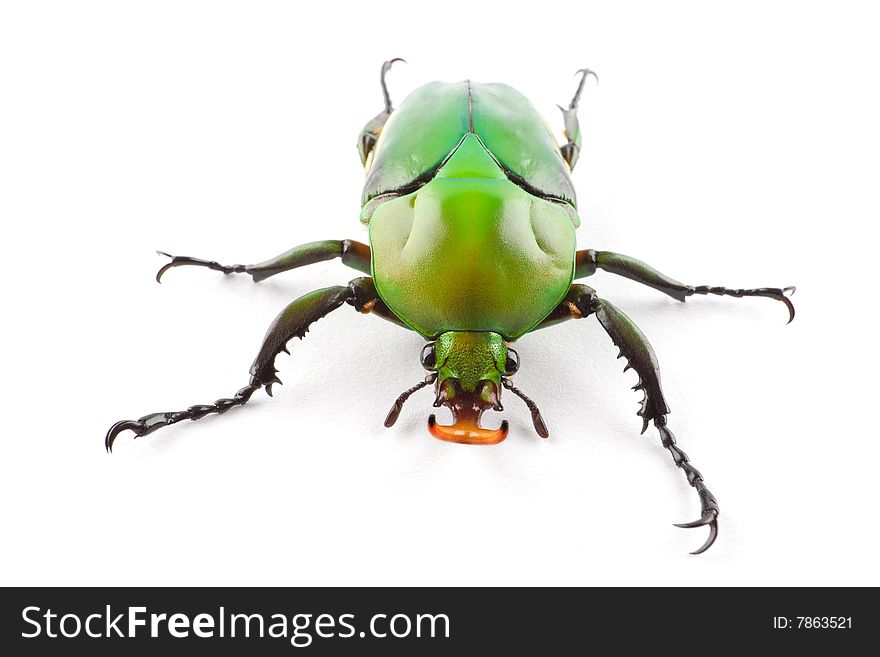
[155,251,249,283]
[654,417,720,554]
[673,479,720,555]
[105,383,261,452]
[687,284,797,324]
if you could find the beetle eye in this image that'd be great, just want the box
[421,343,437,370]
[504,349,520,375]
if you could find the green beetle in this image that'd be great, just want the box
[107,60,795,554]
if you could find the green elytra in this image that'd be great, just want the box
[110,61,797,555]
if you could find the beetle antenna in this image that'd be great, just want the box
[381,58,406,114]
[502,378,549,438]
[569,68,598,110]
[385,371,436,428]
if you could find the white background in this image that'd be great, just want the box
[1,1,878,586]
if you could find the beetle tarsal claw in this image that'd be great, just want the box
[105,411,177,453]
[154,250,248,283]
[782,286,797,324]
[155,252,176,283]
[774,286,797,324]
[674,510,719,555]
[568,68,599,109]
[380,58,406,113]
[104,420,145,453]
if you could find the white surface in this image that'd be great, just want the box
[1,1,878,586]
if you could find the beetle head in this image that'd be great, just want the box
[384,331,548,443]
[381,331,516,443]
[420,331,511,444]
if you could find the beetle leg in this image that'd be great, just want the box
[105,277,385,452]
[557,68,597,171]
[575,249,797,323]
[357,58,405,165]
[564,284,720,554]
[155,239,371,283]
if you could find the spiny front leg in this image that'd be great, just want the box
[575,249,796,323]
[105,277,381,452]
[155,239,371,283]
[567,284,720,554]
